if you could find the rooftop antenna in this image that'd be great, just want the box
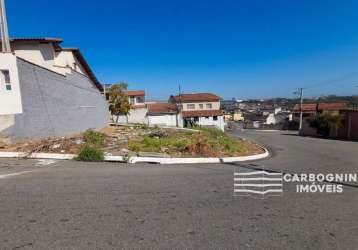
[0,0,11,53]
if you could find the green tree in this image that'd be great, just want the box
[108,82,131,123]
[309,112,342,137]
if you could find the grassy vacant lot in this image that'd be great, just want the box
[126,127,263,157]
[0,126,264,159]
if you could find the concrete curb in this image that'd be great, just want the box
[0,148,269,164]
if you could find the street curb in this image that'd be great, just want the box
[0,148,269,164]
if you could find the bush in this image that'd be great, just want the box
[309,113,341,137]
[128,142,141,152]
[83,130,106,145]
[75,145,104,162]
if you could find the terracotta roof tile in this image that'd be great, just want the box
[147,103,177,115]
[170,93,220,102]
[293,102,347,112]
[124,90,145,96]
[317,102,347,111]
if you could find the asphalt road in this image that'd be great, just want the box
[0,130,357,249]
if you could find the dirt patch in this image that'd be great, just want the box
[0,125,264,158]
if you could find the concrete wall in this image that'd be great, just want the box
[0,53,23,115]
[186,116,224,131]
[198,116,225,131]
[148,114,182,127]
[116,107,148,124]
[0,58,108,139]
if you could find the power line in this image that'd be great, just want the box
[301,72,358,90]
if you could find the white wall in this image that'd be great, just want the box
[0,54,23,115]
[54,51,86,75]
[13,42,89,78]
[182,101,220,111]
[197,116,225,131]
[13,42,55,71]
[116,107,148,124]
[148,114,182,127]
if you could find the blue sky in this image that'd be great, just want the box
[6,0,358,100]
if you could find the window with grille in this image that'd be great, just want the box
[1,70,11,90]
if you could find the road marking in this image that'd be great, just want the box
[35,159,57,166]
[0,171,33,179]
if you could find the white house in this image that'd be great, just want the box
[147,103,182,127]
[169,93,225,131]
[0,38,108,139]
[115,90,148,124]
[114,91,183,128]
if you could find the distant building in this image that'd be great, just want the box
[124,90,145,106]
[170,93,225,131]
[224,111,244,122]
[0,38,108,139]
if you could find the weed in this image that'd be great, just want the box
[75,145,104,162]
[83,130,106,145]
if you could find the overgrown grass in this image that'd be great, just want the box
[83,130,106,145]
[75,144,105,162]
[128,127,245,156]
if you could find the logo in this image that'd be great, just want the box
[234,166,357,198]
[234,168,283,198]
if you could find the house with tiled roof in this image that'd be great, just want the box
[292,102,348,137]
[169,93,225,131]
[147,103,182,127]
[0,37,108,139]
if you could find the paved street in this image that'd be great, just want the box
[0,130,357,249]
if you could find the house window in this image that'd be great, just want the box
[213,116,218,121]
[136,96,145,104]
[199,104,204,109]
[206,103,212,109]
[1,70,11,90]
[129,97,136,104]
[194,117,199,122]
[187,104,195,110]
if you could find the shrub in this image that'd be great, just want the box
[173,140,188,151]
[128,142,141,152]
[139,123,150,130]
[309,113,341,137]
[75,145,104,162]
[83,130,106,145]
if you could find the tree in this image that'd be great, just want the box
[108,82,131,123]
[309,112,342,138]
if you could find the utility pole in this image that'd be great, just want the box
[298,88,304,130]
[178,84,182,109]
[0,0,11,53]
[294,88,304,130]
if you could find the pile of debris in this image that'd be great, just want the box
[0,125,173,156]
